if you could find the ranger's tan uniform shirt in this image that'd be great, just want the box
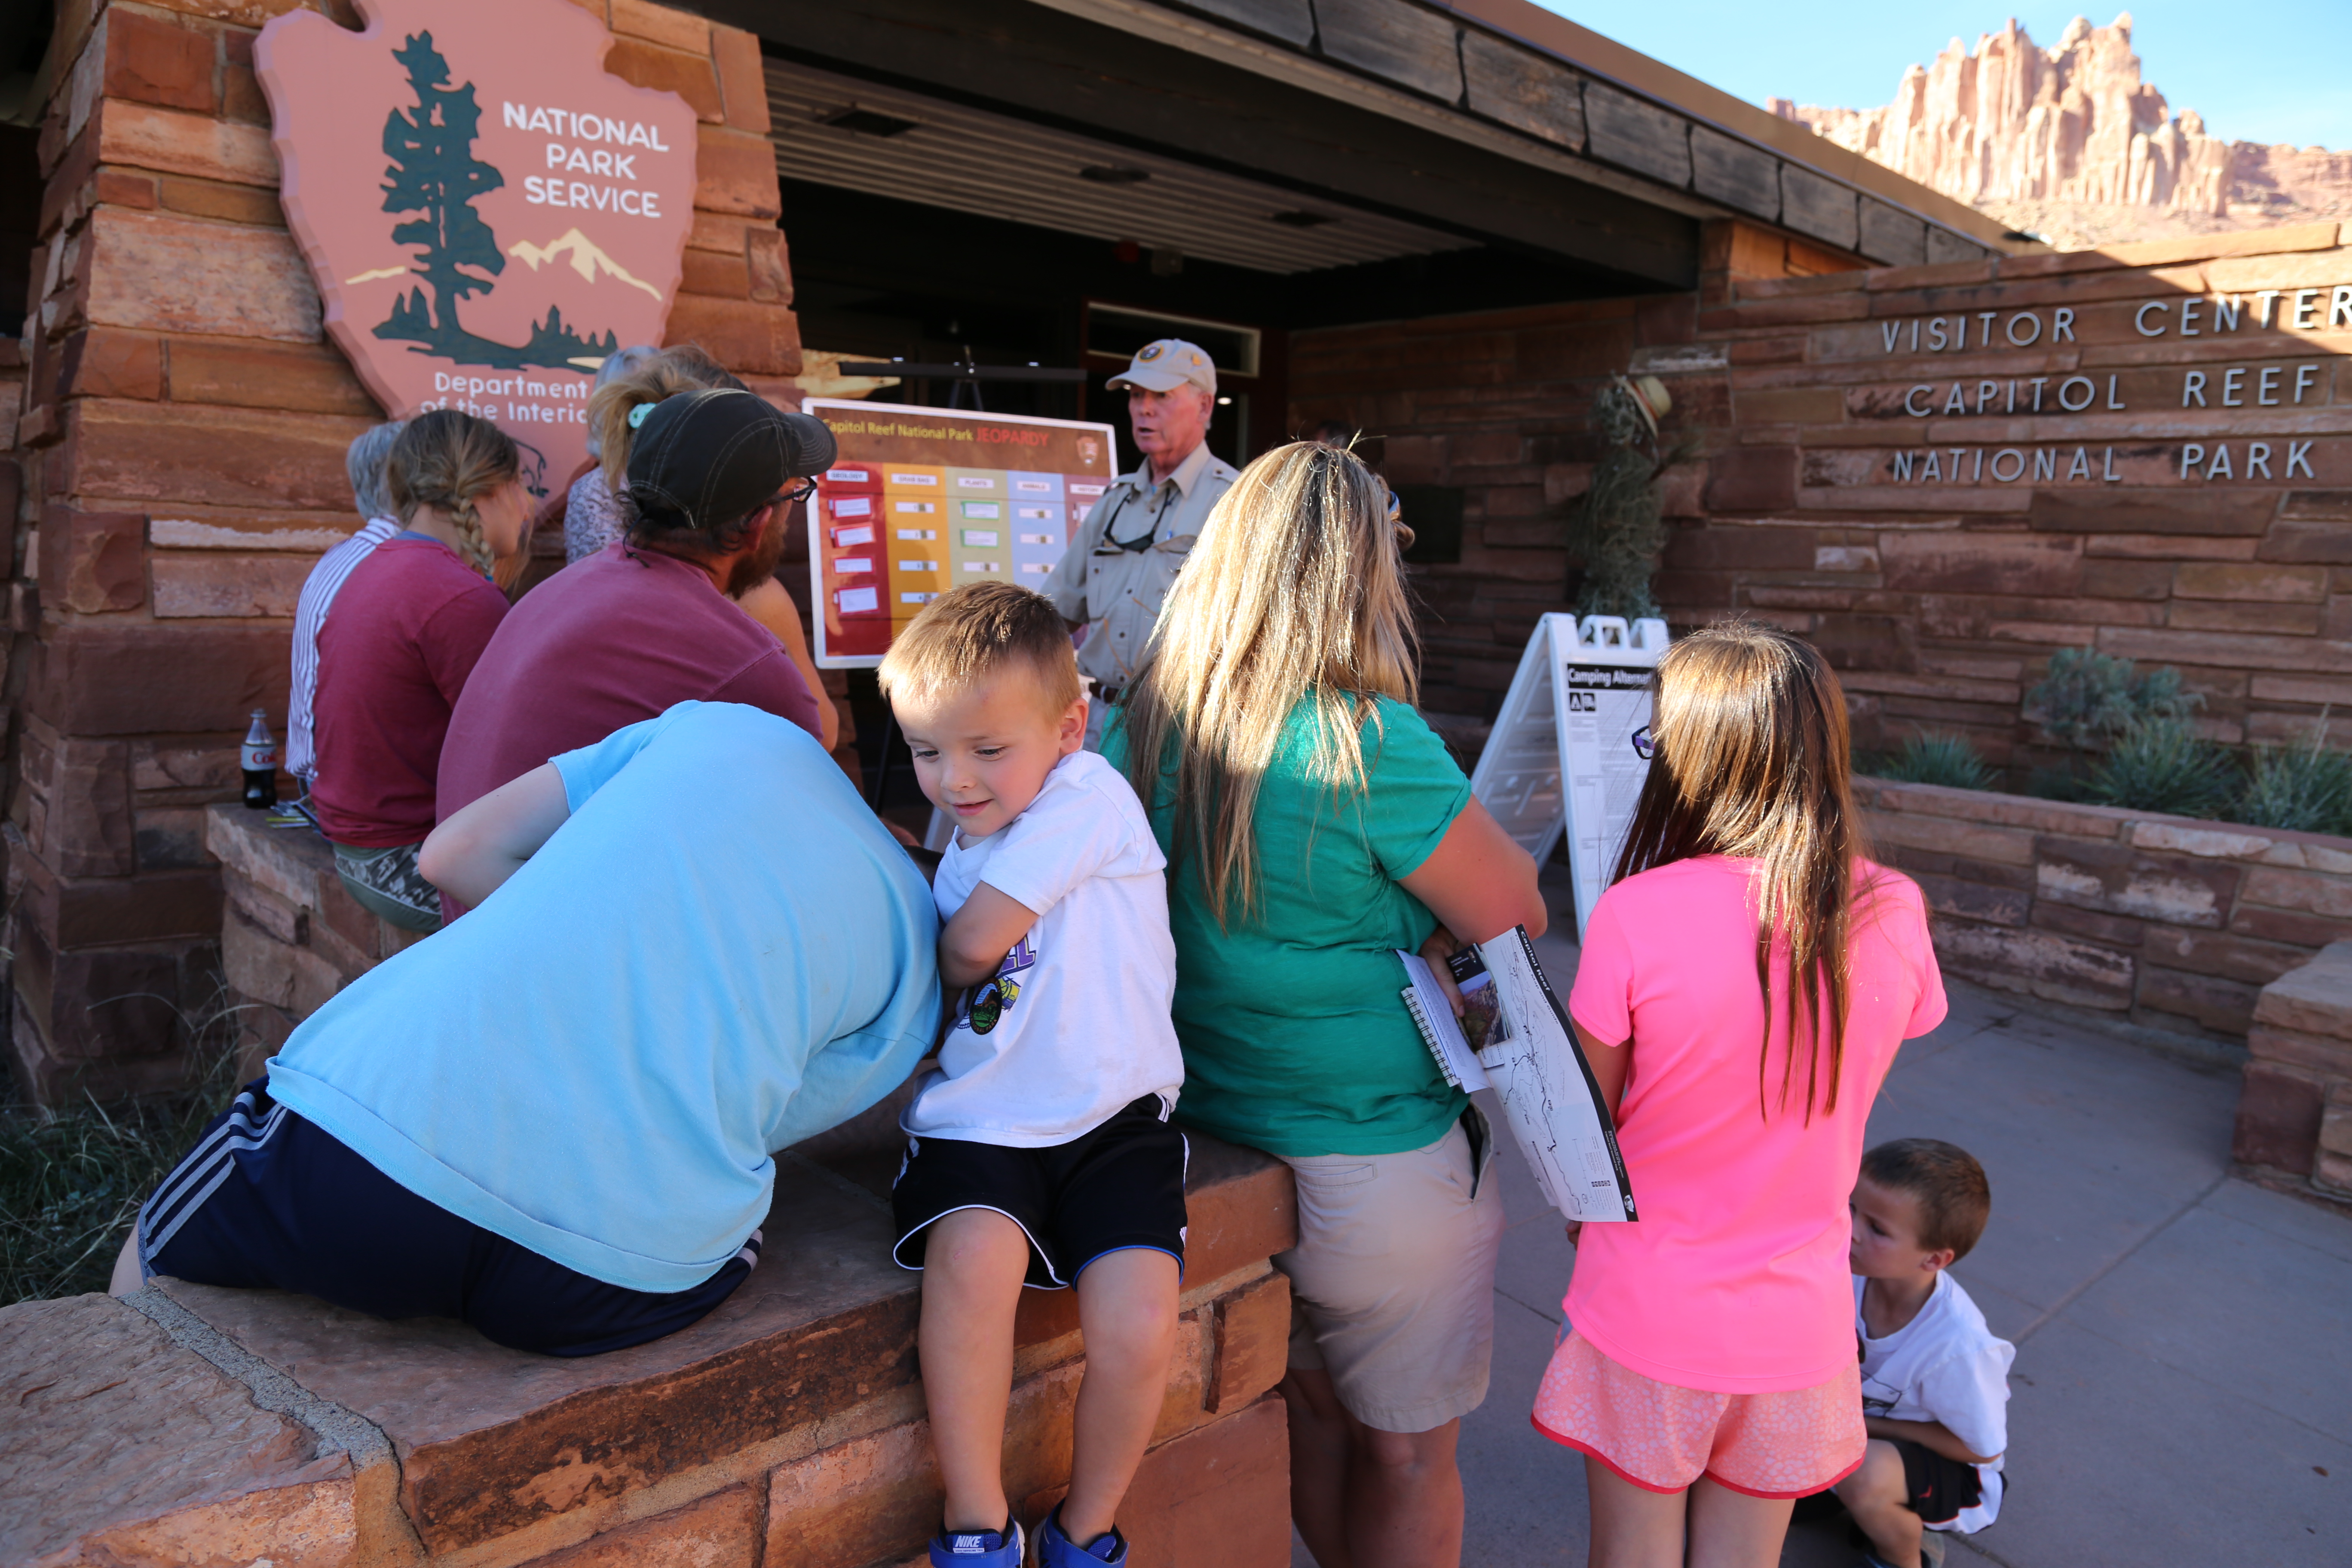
[1044,441,1238,689]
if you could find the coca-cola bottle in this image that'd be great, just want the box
[241,710,279,810]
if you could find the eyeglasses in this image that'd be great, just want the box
[780,479,819,506]
[1630,726,1656,760]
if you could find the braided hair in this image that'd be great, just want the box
[384,409,520,577]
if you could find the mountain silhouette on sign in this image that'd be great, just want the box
[508,229,663,300]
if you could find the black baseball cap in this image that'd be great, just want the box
[625,389,837,534]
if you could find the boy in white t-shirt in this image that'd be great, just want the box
[1838,1139,2016,1568]
[878,582,1186,1568]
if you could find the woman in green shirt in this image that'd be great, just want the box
[1106,441,1546,1568]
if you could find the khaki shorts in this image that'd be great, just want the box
[1276,1107,1507,1433]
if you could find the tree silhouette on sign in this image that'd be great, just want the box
[378,32,502,338]
[372,31,613,371]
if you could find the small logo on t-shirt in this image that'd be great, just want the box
[960,935,1036,1035]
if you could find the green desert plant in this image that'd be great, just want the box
[2085,716,2242,820]
[2026,647,2200,751]
[2236,723,2352,836]
[1876,731,1994,790]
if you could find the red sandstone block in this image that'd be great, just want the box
[95,98,277,188]
[13,929,193,1068]
[1207,1270,1291,1416]
[1632,292,1694,347]
[2261,520,2352,566]
[40,505,147,614]
[1666,524,1815,572]
[2142,926,2312,987]
[58,328,163,401]
[607,37,722,122]
[2034,837,2240,929]
[64,398,364,511]
[81,208,316,342]
[1869,810,2037,869]
[152,552,309,618]
[2030,897,2146,949]
[165,335,376,416]
[712,24,769,134]
[2096,626,2352,677]
[666,293,800,377]
[30,621,290,736]
[746,227,790,304]
[94,166,159,209]
[55,868,217,947]
[1734,387,1844,425]
[2137,963,2261,1035]
[2233,1062,2325,1172]
[679,248,750,300]
[609,0,710,49]
[1933,917,2137,1010]
[1031,1397,1292,1568]
[2249,1023,2352,1080]
[695,125,782,218]
[2080,559,2171,600]
[2173,562,2329,603]
[519,1483,761,1568]
[2170,600,2322,636]
[1702,446,1797,512]
[1877,531,2081,597]
[155,173,285,225]
[2027,489,2280,539]
[104,9,217,115]
[227,873,303,946]
[2251,944,2352,1031]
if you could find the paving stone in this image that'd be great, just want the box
[0,1293,350,1565]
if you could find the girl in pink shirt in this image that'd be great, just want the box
[1533,622,1946,1567]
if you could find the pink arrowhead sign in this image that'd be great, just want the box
[256,0,699,496]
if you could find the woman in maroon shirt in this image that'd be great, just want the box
[311,410,528,931]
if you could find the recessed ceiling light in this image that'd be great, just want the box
[818,106,919,138]
[1080,165,1151,184]
[1271,210,1336,227]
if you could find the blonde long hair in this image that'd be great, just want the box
[588,344,739,489]
[384,409,518,577]
[1117,441,1418,928]
[1611,621,1873,1121]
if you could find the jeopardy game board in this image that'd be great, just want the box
[803,400,1120,667]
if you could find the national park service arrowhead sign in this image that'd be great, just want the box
[256,0,699,492]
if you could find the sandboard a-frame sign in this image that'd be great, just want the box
[1467,614,1671,941]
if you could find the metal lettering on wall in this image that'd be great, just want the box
[1811,284,2352,490]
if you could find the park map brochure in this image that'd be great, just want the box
[1397,931,1637,1223]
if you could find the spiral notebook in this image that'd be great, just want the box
[1397,930,1636,1223]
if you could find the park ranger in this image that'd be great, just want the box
[1045,338,1239,747]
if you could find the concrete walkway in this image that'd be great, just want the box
[1297,969,2352,1566]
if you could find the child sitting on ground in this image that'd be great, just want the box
[1838,1138,2016,1568]
[878,582,1187,1568]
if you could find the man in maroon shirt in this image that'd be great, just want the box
[437,389,834,833]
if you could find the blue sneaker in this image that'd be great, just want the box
[1033,1505,1127,1565]
[930,1518,1023,1565]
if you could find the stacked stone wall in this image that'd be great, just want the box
[5,0,810,1104]
[1856,777,2352,1043]
[2237,941,2352,1197]
[1292,221,2352,780]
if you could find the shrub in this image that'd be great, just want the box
[1876,731,1994,790]
[2237,726,2352,836]
[2026,648,2199,751]
[2085,717,2242,820]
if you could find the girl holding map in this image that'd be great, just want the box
[1534,622,1948,1568]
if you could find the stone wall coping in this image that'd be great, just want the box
[205,800,337,910]
[2253,940,2352,1035]
[1856,776,2352,869]
[141,1131,1295,1556]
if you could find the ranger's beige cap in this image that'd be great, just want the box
[1107,338,1216,395]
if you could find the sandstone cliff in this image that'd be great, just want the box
[1771,13,2352,250]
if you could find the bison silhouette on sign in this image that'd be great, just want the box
[257,0,699,486]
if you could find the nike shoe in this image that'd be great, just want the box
[1032,1505,1127,1565]
[930,1518,1023,1566]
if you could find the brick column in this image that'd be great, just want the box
[6,0,801,1104]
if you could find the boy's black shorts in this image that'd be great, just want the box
[1892,1436,1984,1525]
[890,1095,1188,1289]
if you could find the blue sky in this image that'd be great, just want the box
[1532,3,2352,151]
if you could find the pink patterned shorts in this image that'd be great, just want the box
[1531,1329,1865,1498]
